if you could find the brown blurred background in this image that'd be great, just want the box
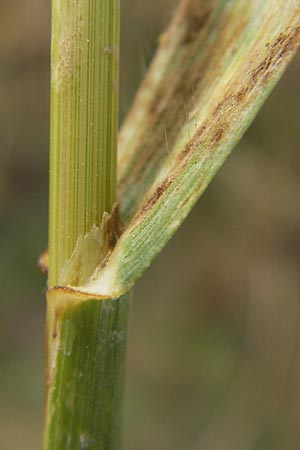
[0,1,300,449]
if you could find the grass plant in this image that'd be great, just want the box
[46,1,300,448]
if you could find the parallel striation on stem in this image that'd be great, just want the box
[49,0,119,287]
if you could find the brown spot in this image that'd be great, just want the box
[211,127,224,145]
[53,312,59,339]
[182,8,212,45]
[234,85,251,103]
[175,124,207,169]
[148,86,168,118]
[135,177,173,220]
[251,27,300,84]
[104,203,123,250]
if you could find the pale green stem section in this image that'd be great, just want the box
[46,1,127,449]
[49,0,119,286]
[45,292,130,450]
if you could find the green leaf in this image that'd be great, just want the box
[67,0,300,299]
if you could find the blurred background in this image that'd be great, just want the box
[0,0,300,449]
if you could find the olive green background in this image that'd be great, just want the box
[0,1,300,449]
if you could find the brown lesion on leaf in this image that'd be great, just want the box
[158,0,214,47]
[251,26,300,84]
[118,2,251,222]
[178,24,300,166]
[136,177,173,219]
[211,126,225,146]
[181,7,213,45]
[128,20,300,230]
